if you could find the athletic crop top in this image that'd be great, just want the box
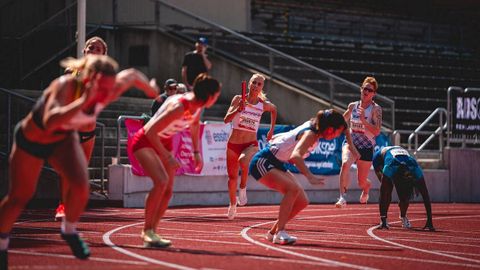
[231,99,264,133]
[350,101,377,148]
[269,121,318,162]
[151,94,201,139]
[31,78,99,131]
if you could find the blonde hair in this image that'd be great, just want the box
[249,73,267,100]
[362,76,378,92]
[60,55,118,78]
[85,36,108,55]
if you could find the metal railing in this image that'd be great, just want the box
[407,108,447,160]
[109,0,395,130]
[0,87,107,193]
[116,115,146,164]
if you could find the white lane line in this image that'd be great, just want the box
[102,221,197,270]
[367,214,480,264]
[10,250,148,265]
[241,219,379,270]
[280,245,480,268]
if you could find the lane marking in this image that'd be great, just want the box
[240,213,380,270]
[103,221,197,270]
[367,214,480,264]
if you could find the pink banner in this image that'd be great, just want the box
[125,118,147,176]
[172,124,204,175]
[125,119,204,176]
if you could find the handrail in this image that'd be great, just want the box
[408,107,448,158]
[116,115,146,164]
[0,87,107,190]
[17,1,78,40]
[150,0,395,129]
[21,25,101,82]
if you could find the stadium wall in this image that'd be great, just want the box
[86,0,250,31]
[108,165,450,207]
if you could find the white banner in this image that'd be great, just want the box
[200,123,231,175]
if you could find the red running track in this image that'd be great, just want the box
[8,203,480,269]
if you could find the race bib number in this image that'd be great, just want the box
[351,120,365,133]
[391,148,410,157]
[238,116,256,131]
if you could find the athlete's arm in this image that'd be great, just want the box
[289,131,324,185]
[264,101,277,141]
[223,95,243,123]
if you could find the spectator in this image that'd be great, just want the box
[176,83,187,94]
[181,37,212,91]
[151,78,178,116]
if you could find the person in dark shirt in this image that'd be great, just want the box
[181,37,212,91]
[151,78,178,116]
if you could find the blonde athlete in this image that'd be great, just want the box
[224,74,277,219]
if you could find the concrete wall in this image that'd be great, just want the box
[87,0,250,31]
[109,164,450,207]
[445,148,480,202]
[106,28,327,124]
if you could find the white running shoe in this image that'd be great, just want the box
[359,191,369,204]
[238,187,248,206]
[273,230,297,245]
[266,231,274,242]
[335,196,347,208]
[227,204,237,220]
[400,216,412,229]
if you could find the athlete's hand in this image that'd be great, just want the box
[423,222,435,231]
[307,175,324,186]
[149,78,160,98]
[193,152,203,173]
[377,222,390,230]
[358,106,366,123]
[236,100,245,112]
[266,129,274,141]
[167,154,180,170]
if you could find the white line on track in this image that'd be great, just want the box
[240,216,380,270]
[102,221,197,270]
[367,214,480,264]
[280,244,480,268]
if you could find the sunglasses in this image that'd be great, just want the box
[167,86,177,90]
[251,81,263,86]
[361,87,375,93]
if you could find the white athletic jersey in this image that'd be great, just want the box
[350,101,377,148]
[231,99,264,133]
[269,121,318,162]
[151,94,200,139]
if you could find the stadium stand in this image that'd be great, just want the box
[249,0,480,132]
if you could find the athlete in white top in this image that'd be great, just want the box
[249,109,347,245]
[336,76,382,208]
[224,73,277,219]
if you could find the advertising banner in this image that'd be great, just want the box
[451,90,480,135]
[199,123,231,175]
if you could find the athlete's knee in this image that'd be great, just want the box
[163,186,174,200]
[227,174,238,183]
[297,193,309,209]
